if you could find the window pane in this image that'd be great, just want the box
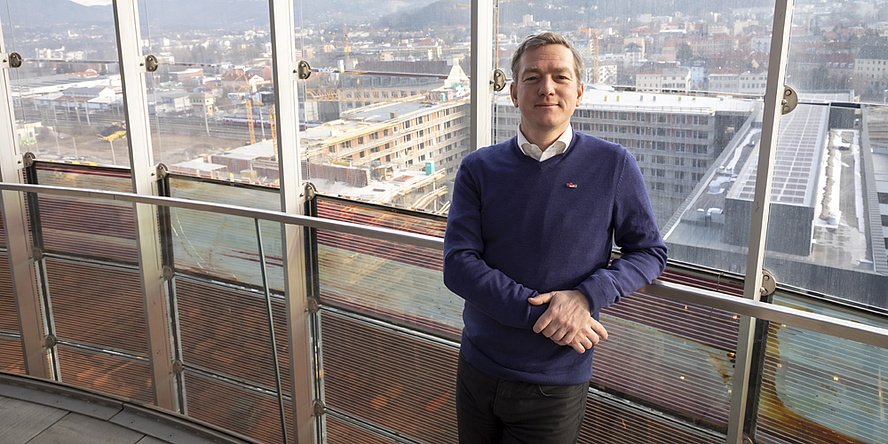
[492,1,776,280]
[755,293,888,444]
[761,0,888,305]
[294,0,468,213]
[139,1,281,192]
[1,1,121,165]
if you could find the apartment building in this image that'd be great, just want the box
[299,97,470,211]
[854,45,888,98]
[635,61,692,92]
[708,69,768,95]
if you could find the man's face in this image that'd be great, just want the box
[510,44,583,139]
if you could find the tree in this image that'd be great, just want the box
[676,42,693,64]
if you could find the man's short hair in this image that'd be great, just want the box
[511,32,584,84]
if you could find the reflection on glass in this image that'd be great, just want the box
[757,295,888,444]
[1,1,122,166]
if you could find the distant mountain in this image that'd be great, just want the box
[377,0,469,30]
[0,0,103,25]
[374,0,777,31]
[0,0,428,29]
[0,0,777,31]
[0,0,272,29]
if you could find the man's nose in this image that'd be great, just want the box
[539,76,555,95]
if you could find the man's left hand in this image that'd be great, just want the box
[529,290,608,353]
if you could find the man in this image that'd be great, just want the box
[443,32,667,443]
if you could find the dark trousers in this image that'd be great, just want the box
[456,352,589,444]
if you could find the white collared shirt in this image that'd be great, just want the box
[517,126,574,162]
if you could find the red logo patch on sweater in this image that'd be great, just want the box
[566,182,578,188]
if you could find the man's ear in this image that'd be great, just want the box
[576,83,584,105]
[510,81,518,107]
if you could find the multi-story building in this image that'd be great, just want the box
[854,45,888,98]
[298,96,470,211]
[635,62,692,92]
[494,87,754,222]
[708,70,768,95]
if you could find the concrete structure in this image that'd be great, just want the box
[494,86,754,223]
[662,93,888,306]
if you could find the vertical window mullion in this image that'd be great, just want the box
[267,0,315,442]
[728,0,796,442]
[470,0,495,151]
[0,30,49,379]
[111,0,177,412]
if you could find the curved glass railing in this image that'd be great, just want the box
[2,169,887,444]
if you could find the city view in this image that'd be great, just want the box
[1,1,887,444]
[4,0,887,304]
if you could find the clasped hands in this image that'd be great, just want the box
[529,290,608,354]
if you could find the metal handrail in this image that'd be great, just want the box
[0,182,442,250]
[3,181,888,349]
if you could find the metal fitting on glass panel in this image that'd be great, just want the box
[312,399,326,417]
[307,297,319,314]
[297,60,312,80]
[22,152,36,168]
[492,69,507,92]
[172,360,183,375]
[1,52,22,69]
[760,269,776,296]
[43,335,56,349]
[162,266,174,281]
[156,163,169,180]
[143,55,159,73]
[304,182,317,201]
[781,86,798,115]
[32,247,43,262]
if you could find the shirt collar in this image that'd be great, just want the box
[517,126,574,161]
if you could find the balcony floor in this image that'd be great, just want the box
[0,371,258,444]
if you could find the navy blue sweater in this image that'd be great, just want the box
[443,132,667,385]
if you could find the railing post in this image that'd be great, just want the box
[268,1,317,442]
[0,22,49,379]
[112,0,178,411]
[728,0,795,442]
[471,0,495,151]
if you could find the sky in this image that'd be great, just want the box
[69,0,112,6]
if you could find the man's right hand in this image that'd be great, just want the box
[528,290,609,353]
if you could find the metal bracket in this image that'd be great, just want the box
[1,52,22,69]
[781,86,797,115]
[172,359,184,375]
[304,182,317,201]
[760,268,776,297]
[162,266,174,281]
[297,60,312,80]
[143,55,159,73]
[156,163,169,180]
[307,297,320,314]
[44,335,57,349]
[492,69,507,92]
[312,399,326,417]
[23,152,36,168]
[32,247,44,262]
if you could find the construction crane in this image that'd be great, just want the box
[245,99,256,145]
[578,27,600,84]
[269,104,277,159]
